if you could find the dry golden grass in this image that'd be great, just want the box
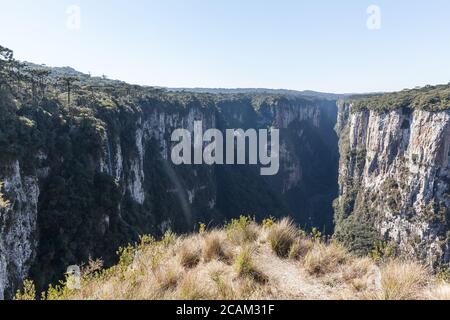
[267,218,298,258]
[210,267,236,300]
[203,232,232,263]
[178,271,212,300]
[288,238,315,260]
[154,263,182,292]
[337,257,377,294]
[179,242,201,268]
[426,283,450,300]
[234,246,268,284]
[303,242,349,276]
[226,216,259,245]
[342,257,374,282]
[16,219,450,301]
[376,260,430,300]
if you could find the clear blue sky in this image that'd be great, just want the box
[1,0,450,93]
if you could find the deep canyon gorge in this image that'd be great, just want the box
[0,64,449,299]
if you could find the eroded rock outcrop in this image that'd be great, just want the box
[0,161,39,299]
[336,101,450,266]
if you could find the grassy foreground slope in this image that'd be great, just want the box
[16,217,450,300]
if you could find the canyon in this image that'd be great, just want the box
[0,64,449,299]
[0,76,338,298]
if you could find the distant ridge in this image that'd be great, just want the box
[167,87,350,100]
[23,62,354,100]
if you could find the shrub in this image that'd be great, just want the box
[334,214,382,256]
[14,280,36,300]
[262,217,276,228]
[310,228,322,242]
[225,216,258,244]
[43,284,67,301]
[369,241,397,262]
[436,267,450,283]
[82,258,104,279]
[161,230,177,247]
[117,244,136,269]
[267,218,297,258]
[198,223,206,235]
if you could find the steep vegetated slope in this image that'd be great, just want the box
[335,86,450,267]
[0,47,338,298]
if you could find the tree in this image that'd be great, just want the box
[0,46,14,91]
[59,76,78,106]
[34,69,51,98]
[0,47,27,97]
[24,67,48,104]
[10,61,26,97]
[0,46,13,71]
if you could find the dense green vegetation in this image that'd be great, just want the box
[347,84,450,112]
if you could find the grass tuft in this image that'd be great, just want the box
[154,264,181,292]
[234,247,268,284]
[210,269,235,299]
[179,272,211,300]
[179,243,201,269]
[226,216,259,245]
[203,233,232,263]
[288,238,314,260]
[378,260,430,300]
[303,243,349,276]
[267,218,297,258]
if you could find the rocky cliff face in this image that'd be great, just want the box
[0,161,39,299]
[336,102,450,266]
[0,92,338,298]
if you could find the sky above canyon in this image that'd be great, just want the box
[1,0,450,93]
